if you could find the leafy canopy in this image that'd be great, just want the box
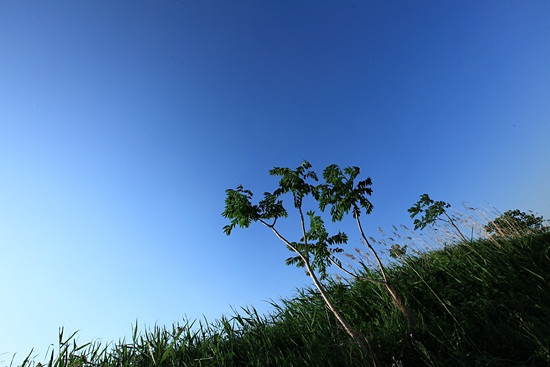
[222,160,374,279]
[318,164,373,221]
[408,194,451,230]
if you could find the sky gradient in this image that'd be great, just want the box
[1,1,550,362]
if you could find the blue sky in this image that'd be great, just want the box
[1,0,550,362]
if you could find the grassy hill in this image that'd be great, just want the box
[17,230,550,366]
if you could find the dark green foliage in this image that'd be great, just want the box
[399,232,550,366]
[284,211,347,279]
[318,164,374,221]
[222,160,375,284]
[408,194,451,230]
[485,209,548,238]
[222,185,287,235]
[270,160,319,208]
[409,194,469,243]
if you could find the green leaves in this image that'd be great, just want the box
[408,194,470,243]
[222,161,372,278]
[318,164,373,221]
[408,194,451,230]
[303,211,347,279]
[258,191,288,220]
[222,185,258,235]
[222,185,288,235]
[270,160,319,209]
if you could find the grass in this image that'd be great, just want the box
[7,208,550,366]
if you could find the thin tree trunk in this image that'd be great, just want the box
[302,256,372,359]
[262,221,374,363]
[355,212,413,321]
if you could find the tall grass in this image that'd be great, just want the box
[9,207,550,366]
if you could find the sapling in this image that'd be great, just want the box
[408,194,469,243]
[222,161,373,359]
[318,164,413,320]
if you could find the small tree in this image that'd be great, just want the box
[484,209,547,238]
[222,161,371,357]
[408,194,469,243]
[318,164,412,320]
[223,161,416,360]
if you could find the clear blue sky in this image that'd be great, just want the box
[1,1,549,362]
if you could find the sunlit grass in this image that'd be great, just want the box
[9,207,550,366]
